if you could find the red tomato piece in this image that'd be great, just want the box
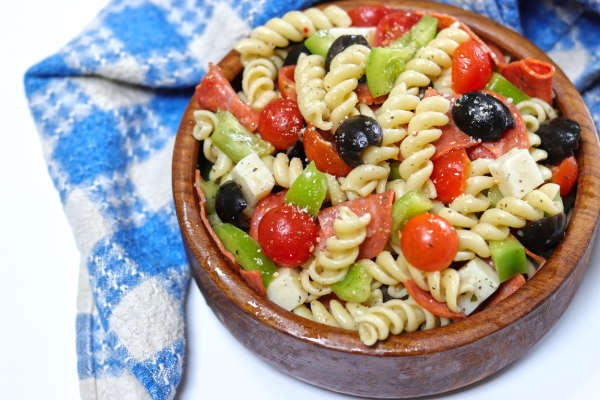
[404,279,466,319]
[258,204,318,267]
[258,98,304,150]
[249,191,286,241]
[318,191,394,260]
[501,58,555,104]
[467,91,529,159]
[356,83,387,105]
[374,11,421,47]
[486,42,507,68]
[551,156,578,196]
[195,63,259,131]
[348,5,394,26]
[401,213,458,272]
[452,40,492,94]
[278,65,297,101]
[303,126,353,177]
[431,149,470,204]
[487,274,526,306]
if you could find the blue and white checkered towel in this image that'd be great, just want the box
[24,1,600,399]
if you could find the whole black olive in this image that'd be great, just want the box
[286,141,308,166]
[452,91,514,142]
[335,115,383,167]
[537,117,581,165]
[283,44,310,66]
[215,181,248,230]
[325,35,370,71]
[513,213,567,254]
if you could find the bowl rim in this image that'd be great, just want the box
[172,0,600,356]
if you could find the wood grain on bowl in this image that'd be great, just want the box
[172,1,600,398]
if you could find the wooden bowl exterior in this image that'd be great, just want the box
[172,1,600,397]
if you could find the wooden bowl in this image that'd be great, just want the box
[172,1,600,398]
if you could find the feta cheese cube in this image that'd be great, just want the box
[230,153,275,211]
[489,148,544,199]
[267,268,308,311]
[457,258,500,315]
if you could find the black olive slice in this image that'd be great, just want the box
[452,91,514,142]
[513,213,567,254]
[334,115,383,167]
[215,181,248,230]
[538,117,581,165]
[325,35,370,72]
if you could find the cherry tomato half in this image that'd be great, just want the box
[431,149,470,204]
[249,191,286,242]
[551,156,578,196]
[278,65,297,101]
[348,5,394,27]
[374,12,421,47]
[257,204,318,267]
[452,40,492,94]
[258,98,303,150]
[303,126,353,177]
[400,213,458,272]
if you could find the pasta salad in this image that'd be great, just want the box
[191,5,580,346]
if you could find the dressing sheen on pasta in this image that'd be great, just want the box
[191,5,579,346]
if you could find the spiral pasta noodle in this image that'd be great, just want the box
[241,57,279,111]
[192,110,218,141]
[355,297,448,345]
[299,265,332,301]
[361,251,463,313]
[432,66,453,96]
[293,299,367,330]
[395,22,470,94]
[341,163,390,198]
[234,5,351,63]
[323,44,370,128]
[261,153,303,188]
[517,97,557,180]
[399,95,450,196]
[309,207,371,285]
[203,138,233,183]
[295,53,333,130]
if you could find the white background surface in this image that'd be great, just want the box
[1,1,599,399]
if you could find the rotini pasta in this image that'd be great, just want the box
[323,44,370,127]
[308,207,371,285]
[395,21,470,94]
[341,163,390,197]
[203,137,233,183]
[517,97,557,179]
[399,95,450,196]
[192,109,217,141]
[234,5,351,63]
[295,53,333,130]
[261,153,303,188]
[293,299,366,330]
[241,57,279,111]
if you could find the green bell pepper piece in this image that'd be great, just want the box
[390,191,433,247]
[213,223,277,287]
[485,73,530,104]
[331,262,373,303]
[199,180,218,215]
[285,161,327,216]
[489,236,527,283]
[210,109,275,163]
[389,161,402,180]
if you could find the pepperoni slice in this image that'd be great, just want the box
[487,274,526,306]
[318,191,394,260]
[501,58,554,104]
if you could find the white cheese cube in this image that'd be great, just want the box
[230,153,275,212]
[267,268,308,311]
[457,258,500,315]
[489,148,544,199]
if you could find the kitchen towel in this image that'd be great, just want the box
[24,0,600,399]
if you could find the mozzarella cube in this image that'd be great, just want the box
[230,153,275,212]
[267,268,308,311]
[457,258,500,315]
[489,148,544,199]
